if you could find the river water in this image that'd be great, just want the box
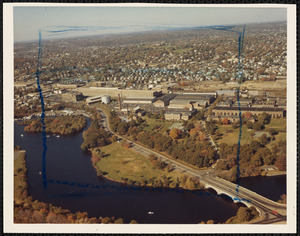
[14,118,285,223]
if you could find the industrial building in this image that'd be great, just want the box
[165,109,196,121]
[123,97,158,104]
[153,94,177,108]
[77,87,163,98]
[212,106,285,119]
[86,95,111,105]
[167,92,216,110]
[61,91,84,102]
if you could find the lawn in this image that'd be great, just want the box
[142,117,173,133]
[96,142,186,187]
[216,118,286,147]
[216,125,255,146]
[264,119,286,132]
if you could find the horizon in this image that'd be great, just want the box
[14,6,287,43]
[14,20,287,44]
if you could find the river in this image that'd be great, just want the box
[14,118,285,223]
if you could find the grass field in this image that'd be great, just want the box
[264,119,286,132]
[216,118,286,147]
[216,125,255,146]
[142,117,173,133]
[96,142,187,187]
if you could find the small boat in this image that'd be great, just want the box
[20,134,24,137]
[46,135,50,138]
[39,171,42,175]
[148,211,154,215]
[56,135,60,138]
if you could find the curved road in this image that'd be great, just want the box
[97,108,286,224]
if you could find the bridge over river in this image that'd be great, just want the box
[97,108,286,224]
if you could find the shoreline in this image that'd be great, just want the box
[265,171,286,176]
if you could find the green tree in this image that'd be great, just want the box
[259,134,270,146]
[268,128,278,136]
[258,112,271,124]
[246,121,253,129]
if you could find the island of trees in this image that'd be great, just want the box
[22,116,87,135]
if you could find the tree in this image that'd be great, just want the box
[215,159,228,170]
[259,134,270,146]
[253,122,264,131]
[246,121,253,129]
[258,112,271,124]
[268,128,278,136]
[222,118,229,125]
[129,219,138,224]
[117,121,129,135]
[251,153,263,167]
[185,122,194,131]
[111,135,118,142]
[236,207,252,222]
[231,121,240,129]
[275,154,286,171]
[169,128,181,139]
[244,111,252,120]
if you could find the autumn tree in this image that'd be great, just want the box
[222,118,229,125]
[169,128,181,139]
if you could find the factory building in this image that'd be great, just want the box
[212,106,285,119]
[86,95,111,105]
[123,97,158,104]
[61,91,84,102]
[153,94,177,108]
[167,92,216,110]
[164,109,196,121]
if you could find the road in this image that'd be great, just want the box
[97,108,286,224]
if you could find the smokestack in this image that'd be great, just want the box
[118,94,122,111]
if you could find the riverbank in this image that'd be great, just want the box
[265,170,286,176]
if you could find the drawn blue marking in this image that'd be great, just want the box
[35,30,48,191]
[235,25,246,197]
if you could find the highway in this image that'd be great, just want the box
[97,108,287,224]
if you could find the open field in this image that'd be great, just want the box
[96,142,189,188]
[142,117,173,133]
[216,125,255,146]
[265,119,286,132]
[216,118,286,147]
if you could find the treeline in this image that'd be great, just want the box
[109,111,217,168]
[81,119,111,150]
[215,140,286,181]
[23,116,87,135]
[225,206,259,224]
[14,146,135,224]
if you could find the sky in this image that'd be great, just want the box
[13,6,287,42]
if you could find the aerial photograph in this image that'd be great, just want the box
[6,3,296,233]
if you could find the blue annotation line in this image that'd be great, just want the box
[46,178,251,203]
[235,25,246,198]
[205,25,246,198]
[36,30,47,190]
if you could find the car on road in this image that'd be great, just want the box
[271,210,279,215]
